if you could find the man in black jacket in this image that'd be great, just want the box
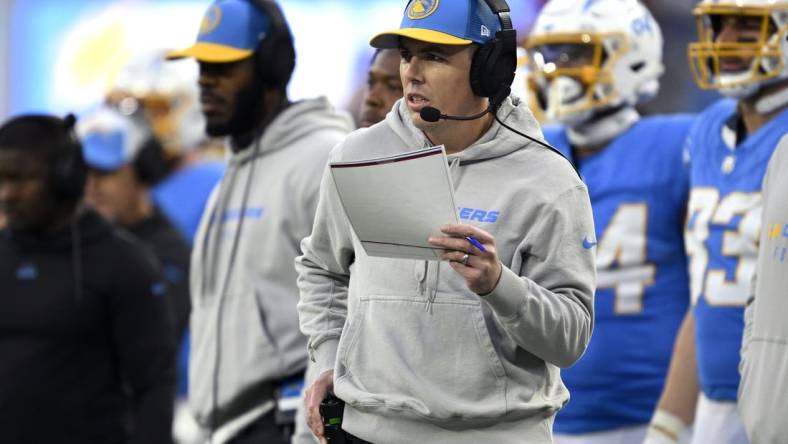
[0,114,176,444]
[79,107,191,343]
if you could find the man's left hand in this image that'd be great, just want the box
[428,223,502,295]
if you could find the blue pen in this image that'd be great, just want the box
[465,236,487,253]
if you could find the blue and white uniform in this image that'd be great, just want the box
[546,115,694,434]
[686,98,788,402]
[153,159,225,245]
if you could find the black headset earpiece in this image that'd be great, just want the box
[469,0,517,109]
[248,0,296,91]
[133,136,169,186]
[51,114,87,202]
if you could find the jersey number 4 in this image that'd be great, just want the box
[686,188,761,307]
[596,203,655,314]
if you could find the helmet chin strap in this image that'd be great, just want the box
[721,75,788,115]
[719,74,761,100]
[755,85,788,114]
[567,106,640,148]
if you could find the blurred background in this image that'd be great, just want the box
[0,0,717,124]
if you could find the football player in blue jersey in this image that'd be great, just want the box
[647,1,788,443]
[524,1,695,443]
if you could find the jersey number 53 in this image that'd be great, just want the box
[686,188,761,307]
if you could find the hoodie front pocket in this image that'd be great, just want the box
[187,291,279,420]
[336,296,507,421]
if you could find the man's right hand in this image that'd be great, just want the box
[304,369,334,444]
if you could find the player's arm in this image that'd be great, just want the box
[645,309,698,443]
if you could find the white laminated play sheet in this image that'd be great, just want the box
[329,146,458,260]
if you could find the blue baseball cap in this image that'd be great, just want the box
[370,0,502,49]
[167,0,270,63]
[78,108,146,172]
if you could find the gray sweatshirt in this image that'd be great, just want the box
[189,97,353,434]
[296,97,596,443]
[739,134,788,444]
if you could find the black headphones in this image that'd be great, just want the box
[469,0,517,109]
[0,114,86,203]
[133,135,170,186]
[248,0,296,92]
[50,114,88,203]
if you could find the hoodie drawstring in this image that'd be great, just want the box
[418,260,438,313]
[418,261,428,296]
[419,260,441,314]
[424,262,441,314]
[200,162,238,296]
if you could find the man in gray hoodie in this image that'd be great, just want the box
[297,1,596,443]
[738,134,788,443]
[167,0,353,443]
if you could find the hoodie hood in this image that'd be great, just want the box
[386,95,546,164]
[230,96,354,165]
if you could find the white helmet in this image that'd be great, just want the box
[107,49,205,157]
[524,0,663,125]
[689,0,788,103]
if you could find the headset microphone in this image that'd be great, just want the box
[417,103,556,157]
[418,106,582,179]
[419,86,511,123]
[419,106,490,123]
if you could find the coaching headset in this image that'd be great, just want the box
[469,0,517,109]
[50,114,88,203]
[132,135,170,186]
[249,0,296,92]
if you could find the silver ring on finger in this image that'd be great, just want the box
[461,253,470,266]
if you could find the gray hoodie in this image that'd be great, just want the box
[739,135,788,444]
[189,97,353,434]
[296,97,596,443]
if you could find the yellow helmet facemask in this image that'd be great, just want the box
[688,2,788,97]
[524,32,629,123]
